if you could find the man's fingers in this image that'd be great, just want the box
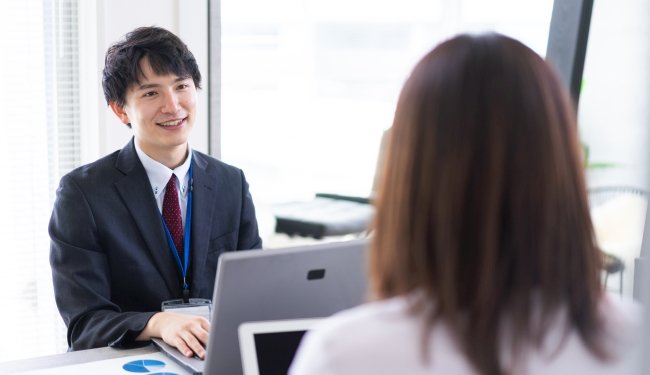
[173,337,194,358]
[158,312,211,359]
[199,318,210,332]
[190,321,210,346]
[180,331,206,359]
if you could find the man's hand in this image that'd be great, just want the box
[137,312,210,359]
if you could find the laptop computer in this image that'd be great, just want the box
[153,239,368,374]
[238,318,322,375]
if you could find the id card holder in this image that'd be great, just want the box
[162,298,212,321]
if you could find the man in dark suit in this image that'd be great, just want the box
[49,26,262,359]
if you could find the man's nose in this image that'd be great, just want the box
[161,91,181,113]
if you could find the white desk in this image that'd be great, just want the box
[0,345,162,374]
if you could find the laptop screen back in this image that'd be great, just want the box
[204,239,368,374]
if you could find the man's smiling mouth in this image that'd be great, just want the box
[157,117,186,127]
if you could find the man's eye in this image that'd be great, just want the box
[143,91,157,98]
[177,83,189,90]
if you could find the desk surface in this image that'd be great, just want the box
[0,345,158,373]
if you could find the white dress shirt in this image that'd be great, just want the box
[290,293,641,375]
[134,143,192,228]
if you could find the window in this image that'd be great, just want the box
[0,0,81,361]
[220,0,554,244]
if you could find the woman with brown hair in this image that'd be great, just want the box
[290,33,641,375]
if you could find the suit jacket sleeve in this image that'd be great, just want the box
[238,170,263,250]
[49,174,154,350]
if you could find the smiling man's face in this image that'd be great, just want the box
[111,56,197,166]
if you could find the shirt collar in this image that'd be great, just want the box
[134,142,193,198]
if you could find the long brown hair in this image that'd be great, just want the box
[370,33,604,375]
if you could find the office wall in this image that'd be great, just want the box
[87,0,209,160]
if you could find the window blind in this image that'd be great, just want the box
[0,0,80,361]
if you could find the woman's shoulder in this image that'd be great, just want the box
[529,293,643,374]
[290,296,478,375]
[598,293,642,349]
[289,297,420,374]
[601,291,641,310]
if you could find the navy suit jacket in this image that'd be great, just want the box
[49,139,262,350]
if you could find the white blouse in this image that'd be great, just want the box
[290,293,641,375]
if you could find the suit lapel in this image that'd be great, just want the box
[189,151,217,297]
[113,140,180,297]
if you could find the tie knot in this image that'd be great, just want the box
[166,174,178,191]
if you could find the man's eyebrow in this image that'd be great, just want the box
[136,77,191,91]
[136,83,160,91]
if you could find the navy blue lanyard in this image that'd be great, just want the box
[161,163,193,294]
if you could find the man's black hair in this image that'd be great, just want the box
[102,26,201,107]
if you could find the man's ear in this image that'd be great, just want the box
[109,101,130,125]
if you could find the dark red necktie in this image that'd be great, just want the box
[163,174,184,260]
